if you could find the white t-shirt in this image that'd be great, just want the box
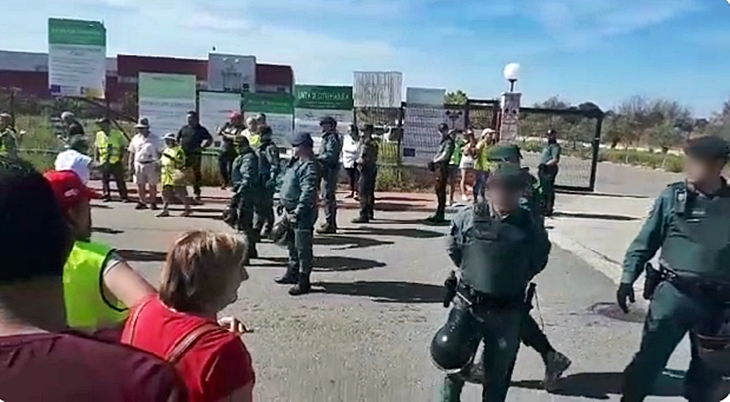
[341,135,361,168]
[128,133,161,164]
[54,149,92,184]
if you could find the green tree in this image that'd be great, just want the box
[444,90,468,105]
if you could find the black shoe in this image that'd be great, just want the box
[316,224,337,234]
[425,214,445,223]
[351,217,369,224]
[121,198,131,203]
[289,277,311,296]
[102,196,112,202]
[150,204,158,210]
[260,227,272,239]
[248,248,258,259]
[275,273,299,284]
[135,203,148,210]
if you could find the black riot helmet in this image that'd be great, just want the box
[429,307,481,374]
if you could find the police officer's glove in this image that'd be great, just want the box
[617,283,636,314]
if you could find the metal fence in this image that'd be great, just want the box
[3,88,604,191]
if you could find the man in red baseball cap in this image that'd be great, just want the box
[43,170,156,337]
[217,111,246,189]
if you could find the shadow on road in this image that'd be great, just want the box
[92,226,124,235]
[339,202,434,213]
[257,256,386,272]
[560,190,651,200]
[90,203,112,209]
[313,234,394,250]
[117,249,167,262]
[315,280,443,303]
[551,211,639,221]
[511,371,685,399]
[341,227,444,239]
[169,207,225,214]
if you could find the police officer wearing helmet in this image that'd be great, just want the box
[432,162,551,401]
[253,113,280,239]
[482,143,570,391]
[618,135,730,401]
[316,116,342,234]
[275,132,319,296]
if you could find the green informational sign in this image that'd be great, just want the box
[243,93,294,114]
[138,73,197,100]
[294,85,353,110]
[48,18,106,46]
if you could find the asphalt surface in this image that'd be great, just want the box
[90,185,705,402]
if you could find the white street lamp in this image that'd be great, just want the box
[503,63,520,92]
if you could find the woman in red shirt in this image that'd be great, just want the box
[122,230,255,402]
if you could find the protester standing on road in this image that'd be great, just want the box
[128,118,161,210]
[158,132,192,218]
[44,169,156,337]
[122,230,255,402]
[459,129,477,203]
[55,135,93,184]
[426,123,455,223]
[472,128,496,202]
[217,112,245,189]
[352,124,378,223]
[342,124,361,199]
[242,116,258,147]
[94,117,129,202]
[0,112,18,158]
[230,136,260,262]
[253,120,281,239]
[431,162,551,402]
[538,129,561,216]
[447,132,464,205]
[275,132,319,296]
[618,135,730,401]
[177,110,213,202]
[0,156,186,402]
[316,116,343,234]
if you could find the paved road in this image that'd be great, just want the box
[90,191,704,401]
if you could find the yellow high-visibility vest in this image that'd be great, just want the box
[63,240,127,330]
[95,130,125,164]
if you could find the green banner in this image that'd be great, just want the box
[48,18,106,47]
[295,85,353,110]
[243,93,294,114]
[138,73,196,100]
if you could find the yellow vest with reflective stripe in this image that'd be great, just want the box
[95,130,125,164]
[475,143,493,171]
[160,146,185,187]
[63,240,128,330]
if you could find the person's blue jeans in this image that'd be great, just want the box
[473,170,488,201]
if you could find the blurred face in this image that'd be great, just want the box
[139,127,150,136]
[98,122,110,132]
[293,144,312,157]
[230,116,242,126]
[247,120,258,132]
[438,127,448,136]
[165,139,175,148]
[321,122,334,132]
[187,114,198,126]
[0,116,10,128]
[215,262,249,311]
[256,116,266,127]
[547,132,557,141]
[684,156,724,184]
[67,198,92,241]
[486,179,522,213]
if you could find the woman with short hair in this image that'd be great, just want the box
[122,230,255,402]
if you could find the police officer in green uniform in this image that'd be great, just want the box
[618,135,730,401]
[253,122,281,239]
[426,123,455,224]
[230,136,260,262]
[352,124,378,224]
[480,143,570,391]
[316,116,342,234]
[274,132,319,296]
[431,162,551,401]
[0,113,18,159]
[538,129,561,216]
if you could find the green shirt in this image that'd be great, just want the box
[622,181,730,284]
[449,139,464,166]
[279,157,319,218]
[539,143,561,165]
[0,128,18,158]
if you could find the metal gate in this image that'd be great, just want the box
[354,106,403,165]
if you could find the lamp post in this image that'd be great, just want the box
[503,63,520,92]
[499,63,522,142]
[445,110,462,129]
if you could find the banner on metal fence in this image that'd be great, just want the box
[294,85,353,150]
[138,73,196,136]
[207,53,256,92]
[405,87,445,106]
[353,72,403,108]
[48,18,107,98]
[401,88,447,166]
[198,91,242,144]
[243,93,294,145]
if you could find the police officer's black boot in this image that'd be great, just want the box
[275,265,299,285]
[289,274,311,296]
[316,222,337,234]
